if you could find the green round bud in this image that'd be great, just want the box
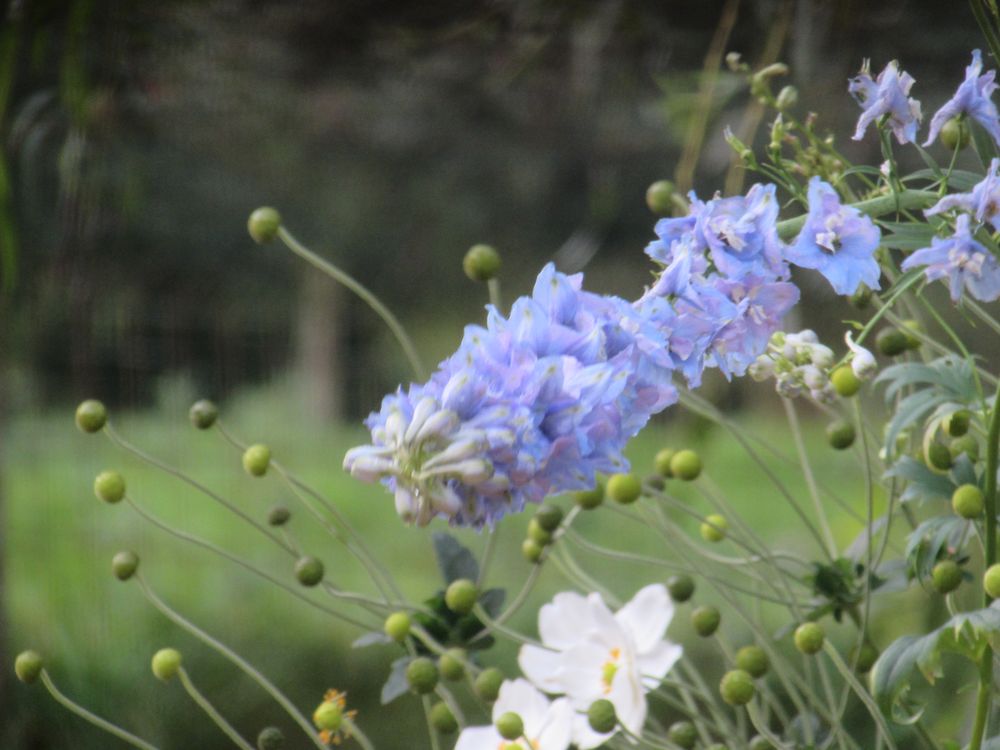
[691,605,721,637]
[151,648,182,681]
[313,700,342,732]
[667,574,695,603]
[826,420,856,451]
[668,721,698,749]
[606,473,642,504]
[932,559,963,594]
[463,244,501,282]
[574,478,606,510]
[75,399,107,433]
[831,366,861,398]
[941,117,971,151]
[748,737,774,750]
[985,564,1000,599]
[944,410,971,437]
[248,207,282,244]
[926,442,953,472]
[534,504,564,532]
[901,320,923,350]
[112,550,139,581]
[849,284,872,309]
[952,484,984,519]
[645,180,676,216]
[439,648,466,681]
[445,578,478,615]
[94,470,126,504]
[700,514,728,543]
[268,506,291,526]
[14,650,43,684]
[670,449,702,481]
[720,669,755,705]
[384,611,411,642]
[429,702,458,734]
[188,399,219,429]
[257,726,285,750]
[587,698,617,733]
[294,556,324,587]
[406,657,439,694]
[496,712,524,741]
[527,518,553,546]
[242,444,271,477]
[950,435,980,461]
[794,622,825,655]
[654,448,676,477]
[735,645,769,678]
[522,538,544,563]
[849,642,879,674]
[474,667,504,702]
[875,328,909,357]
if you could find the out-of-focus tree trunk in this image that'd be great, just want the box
[293,269,343,423]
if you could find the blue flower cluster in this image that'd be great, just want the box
[346,176,883,527]
[850,50,1000,149]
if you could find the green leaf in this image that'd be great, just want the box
[972,118,1000,168]
[878,221,937,251]
[903,515,966,580]
[884,456,954,504]
[870,602,1000,721]
[381,655,412,704]
[432,532,479,584]
[884,389,949,452]
[903,168,985,191]
[479,588,506,618]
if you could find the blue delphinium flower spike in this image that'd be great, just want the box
[901,214,1000,302]
[784,177,882,296]
[848,59,921,144]
[924,50,1000,147]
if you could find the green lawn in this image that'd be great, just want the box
[2,381,948,748]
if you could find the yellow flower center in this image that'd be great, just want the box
[601,647,622,693]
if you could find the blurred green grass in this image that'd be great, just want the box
[2,381,951,748]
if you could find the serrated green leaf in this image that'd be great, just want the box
[870,602,1000,721]
[432,532,479,584]
[885,456,955,504]
[884,390,949,452]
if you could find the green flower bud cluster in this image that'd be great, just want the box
[523,504,564,562]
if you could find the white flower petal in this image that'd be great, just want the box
[403,397,439,444]
[571,711,615,750]
[559,640,613,708]
[539,592,597,649]
[608,664,647,736]
[637,641,683,688]
[493,679,553,732]
[535,697,574,750]
[518,645,567,694]
[455,725,503,750]
[614,584,673,655]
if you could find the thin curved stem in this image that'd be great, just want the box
[39,670,160,750]
[134,574,327,750]
[783,398,838,558]
[277,226,425,379]
[177,667,255,750]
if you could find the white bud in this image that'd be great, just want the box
[748,356,776,381]
[809,344,835,368]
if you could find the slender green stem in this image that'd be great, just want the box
[487,278,503,311]
[39,670,160,750]
[344,717,376,750]
[823,642,898,750]
[125,497,378,630]
[477,524,500,588]
[134,574,327,750]
[783,398,837,558]
[177,667,255,750]
[103,424,294,555]
[775,190,937,240]
[969,384,1000,750]
[277,226,425,379]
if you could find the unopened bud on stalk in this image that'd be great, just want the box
[463,244,501,282]
[151,648,182,681]
[94,470,126,504]
[243,444,272,476]
[112,550,140,581]
[75,400,107,433]
[587,699,617,733]
[188,399,219,429]
[295,556,325,587]
[15,650,43,684]
[496,712,524,741]
[257,727,285,750]
[645,180,676,216]
[247,207,282,244]
[775,85,798,110]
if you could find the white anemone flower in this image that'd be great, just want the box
[455,678,573,750]
[518,585,683,749]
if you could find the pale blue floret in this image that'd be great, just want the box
[925,158,1000,230]
[901,214,1000,302]
[924,50,1000,147]
[848,59,921,144]
[784,177,883,296]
